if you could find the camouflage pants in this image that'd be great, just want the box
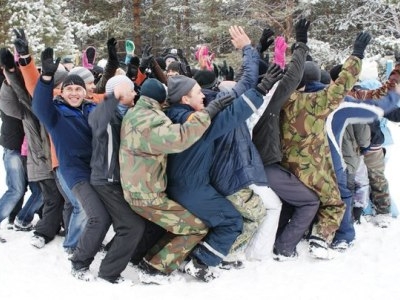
[364,148,391,214]
[226,188,266,255]
[131,197,208,274]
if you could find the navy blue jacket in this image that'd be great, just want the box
[32,78,96,189]
[202,45,267,196]
[166,88,263,188]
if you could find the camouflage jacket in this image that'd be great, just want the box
[280,55,362,204]
[119,96,211,206]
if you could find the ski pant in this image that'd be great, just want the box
[264,163,319,255]
[364,148,391,214]
[245,184,282,260]
[333,170,355,243]
[70,181,111,270]
[93,184,145,282]
[34,178,64,243]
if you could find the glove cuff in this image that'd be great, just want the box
[255,85,266,96]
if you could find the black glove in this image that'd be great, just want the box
[257,28,275,53]
[205,94,234,119]
[107,37,118,62]
[139,44,154,71]
[352,32,371,59]
[13,28,29,56]
[41,47,60,77]
[295,18,311,44]
[256,63,283,95]
[0,48,16,70]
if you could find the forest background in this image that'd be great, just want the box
[1,0,400,75]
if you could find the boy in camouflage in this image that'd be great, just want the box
[278,32,371,259]
[119,78,233,283]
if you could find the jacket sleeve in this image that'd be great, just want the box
[19,57,40,97]
[348,64,400,100]
[384,107,400,122]
[325,55,362,110]
[344,91,400,115]
[202,88,264,143]
[88,93,119,137]
[0,82,24,119]
[32,77,58,129]
[5,69,33,113]
[95,57,120,94]
[265,42,309,114]
[229,45,260,98]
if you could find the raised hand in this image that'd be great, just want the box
[229,25,251,50]
[107,37,118,62]
[256,63,283,95]
[139,44,154,70]
[352,32,372,59]
[295,18,311,44]
[41,48,60,77]
[258,27,275,53]
[13,28,30,56]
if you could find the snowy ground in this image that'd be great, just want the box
[1,122,400,300]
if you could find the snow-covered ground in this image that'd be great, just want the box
[1,122,400,300]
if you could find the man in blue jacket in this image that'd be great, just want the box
[165,64,282,275]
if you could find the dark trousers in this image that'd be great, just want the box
[168,183,243,266]
[34,178,64,242]
[9,197,23,223]
[93,184,146,281]
[70,181,111,270]
[265,163,319,253]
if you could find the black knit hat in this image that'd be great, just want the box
[61,74,86,91]
[141,78,166,103]
[193,70,218,89]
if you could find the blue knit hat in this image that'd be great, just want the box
[140,79,166,103]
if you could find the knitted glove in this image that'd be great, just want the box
[256,63,283,95]
[257,28,274,54]
[295,18,311,44]
[41,48,60,77]
[0,48,16,70]
[352,32,372,59]
[107,37,119,62]
[205,95,234,119]
[139,44,154,72]
[13,28,29,56]
[273,36,288,69]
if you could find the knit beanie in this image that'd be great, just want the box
[302,61,321,83]
[54,68,69,87]
[320,70,331,84]
[69,66,95,84]
[61,74,86,91]
[167,75,197,104]
[105,75,134,94]
[141,78,167,103]
[329,64,343,81]
[193,70,218,89]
